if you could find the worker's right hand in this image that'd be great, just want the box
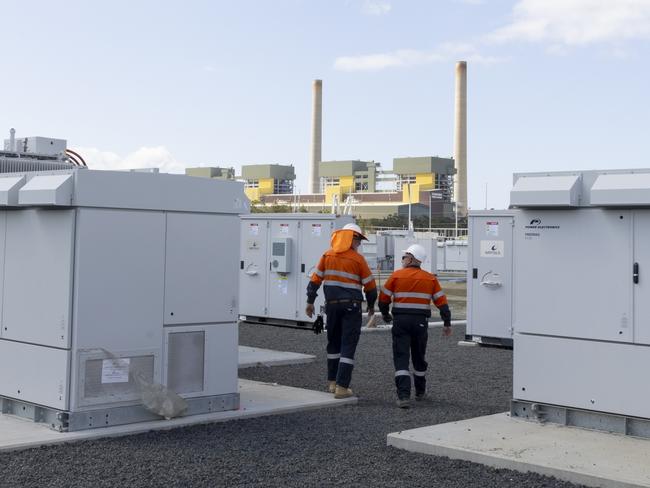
[442,321,452,337]
[305,303,315,318]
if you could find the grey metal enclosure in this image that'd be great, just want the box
[0,169,245,431]
[239,214,353,328]
[509,169,650,426]
[466,210,516,347]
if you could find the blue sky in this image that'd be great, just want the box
[2,0,649,209]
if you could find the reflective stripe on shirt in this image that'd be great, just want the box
[392,303,431,310]
[381,286,393,296]
[394,292,432,300]
[324,269,361,281]
[323,280,362,290]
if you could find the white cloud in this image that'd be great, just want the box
[73,146,186,174]
[361,0,391,15]
[334,42,504,71]
[489,0,650,46]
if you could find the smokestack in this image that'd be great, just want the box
[310,79,322,194]
[9,128,15,152]
[453,61,468,217]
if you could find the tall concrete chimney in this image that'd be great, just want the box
[310,79,322,194]
[9,128,16,151]
[453,61,468,217]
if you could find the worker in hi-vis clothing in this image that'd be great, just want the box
[378,244,452,409]
[305,223,377,399]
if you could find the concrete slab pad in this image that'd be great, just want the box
[0,379,355,452]
[387,412,650,488]
[238,346,315,368]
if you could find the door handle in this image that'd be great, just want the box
[634,262,639,284]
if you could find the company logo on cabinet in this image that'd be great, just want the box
[525,218,560,230]
[480,240,504,258]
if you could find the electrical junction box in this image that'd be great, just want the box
[239,213,353,328]
[466,210,516,347]
[509,168,650,420]
[271,237,292,273]
[0,168,246,431]
[3,136,67,155]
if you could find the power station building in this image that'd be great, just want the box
[253,157,455,219]
[186,164,296,202]
[187,157,454,219]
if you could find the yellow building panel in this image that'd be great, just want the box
[325,185,344,204]
[402,183,421,203]
[416,173,434,188]
[258,178,274,194]
[339,175,354,192]
[244,188,261,201]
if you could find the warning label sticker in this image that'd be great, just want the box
[486,221,499,237]
[101,358,130,384]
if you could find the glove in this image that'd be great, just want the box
[382,313,393,324]
[443,320,451,328]
[313,315,324,335]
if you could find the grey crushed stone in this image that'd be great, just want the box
[0,323,585,488]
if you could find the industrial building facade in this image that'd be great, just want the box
[186,156,455,220]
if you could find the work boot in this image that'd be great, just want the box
[396,399,411,409]
[334,385,354,399]
[327,381,336,394]
[415,392,427,401]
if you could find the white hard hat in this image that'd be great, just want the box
[402,244,427,263]
[342,223,368,240]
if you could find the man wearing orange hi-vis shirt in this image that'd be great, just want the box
[379,243,452,409]
[305,223,377,399]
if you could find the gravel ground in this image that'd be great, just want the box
[0,320,584,488]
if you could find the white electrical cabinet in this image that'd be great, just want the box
[239,214,353,328]
[0,169,245,431]
[393,236,438,274]
[509,168,650,423]
[443,240,468,271]
[466,211,516,347]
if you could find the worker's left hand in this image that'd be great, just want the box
[306,303,315,318]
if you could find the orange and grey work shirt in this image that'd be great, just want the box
[378,267,451,320]
[306,231,377,306]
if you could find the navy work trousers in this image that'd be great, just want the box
[392,314,428,400]
[325,301,362,388]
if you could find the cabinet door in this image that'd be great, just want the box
[296,220,335,320]
[2,209,75,348]
[267,220,299,320]
[164,213,239,324]
[468,215,513,340]
[514,209,632,343]
[634,210,650,344]
[239,220,269,317]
